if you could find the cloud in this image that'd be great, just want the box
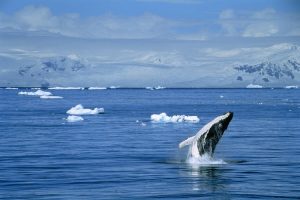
[243,23,278,37]
[0,5,181,39]
[219,8,300,38]
[1,5,299,41]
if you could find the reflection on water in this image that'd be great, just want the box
[182,164,228,194]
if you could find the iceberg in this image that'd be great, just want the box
[246,84,263,88]
[40,95,63,99]
[88,87,107,90]
[18,89,52,96]
[66,115,84,122]
[67,104,104,115]
[151,113,200,123]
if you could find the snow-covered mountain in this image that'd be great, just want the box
[231,44,300,87]
[234,59,300,84]
[16,55,89,87]
[1,41,300,88]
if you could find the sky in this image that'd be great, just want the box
[0,0,300,87]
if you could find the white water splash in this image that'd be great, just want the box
[186,154,226,166]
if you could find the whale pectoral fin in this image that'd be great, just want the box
[179,136,195,149]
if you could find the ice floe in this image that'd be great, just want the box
[48,87,84,90]
[40,95,63,99]
[109,86,119,89]
[146,86,166,90]
[154,86,166,90]
[151,113,199,123]
[66,115,84,122]
[246,84,263,88]
[285,85,298,89]
[66,104,104,115]
[5,87,18,90]
[145,87,154,90]
[18,89,52,96]
[88,87,107,90]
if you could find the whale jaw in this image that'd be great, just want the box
[180,112,233,158]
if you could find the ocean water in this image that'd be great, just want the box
[0,88,299,199]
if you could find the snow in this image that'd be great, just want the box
[66,104,104,115]
[246,84,263,88]
[40,95,63,99]
[48,87,84,90]
[151,113,199,123]
[88,87,107,90]
[66,115,84,122]
[18,89,52,96]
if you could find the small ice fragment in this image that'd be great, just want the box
[66,115,84,122]
[88,87,107,90]
[40,95,63,99]
[246,84,263,88]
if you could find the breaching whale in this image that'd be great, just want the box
[179,112,233,158]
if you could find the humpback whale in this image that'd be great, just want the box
[179,112,233,158]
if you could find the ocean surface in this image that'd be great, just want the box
[0,88,299,199]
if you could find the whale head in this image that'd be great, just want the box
[179,112,233,158]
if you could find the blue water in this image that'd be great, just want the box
[0,88,299,199]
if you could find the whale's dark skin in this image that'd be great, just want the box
[179,112,233,158]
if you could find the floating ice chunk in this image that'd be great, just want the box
[109,86,119,89]
[40,95,63,99]
[67,104,104,115]
[5,87,18,90]
[88,87,107,90]
[154,86,165,90]
[220,95,224,98]
[18,89,52,96]
[48,87,84,90]
[66,115,84,122]
[145,87,154,90]
[246,84,263,88]
[285,85,298,89]
[151,113,199,123]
